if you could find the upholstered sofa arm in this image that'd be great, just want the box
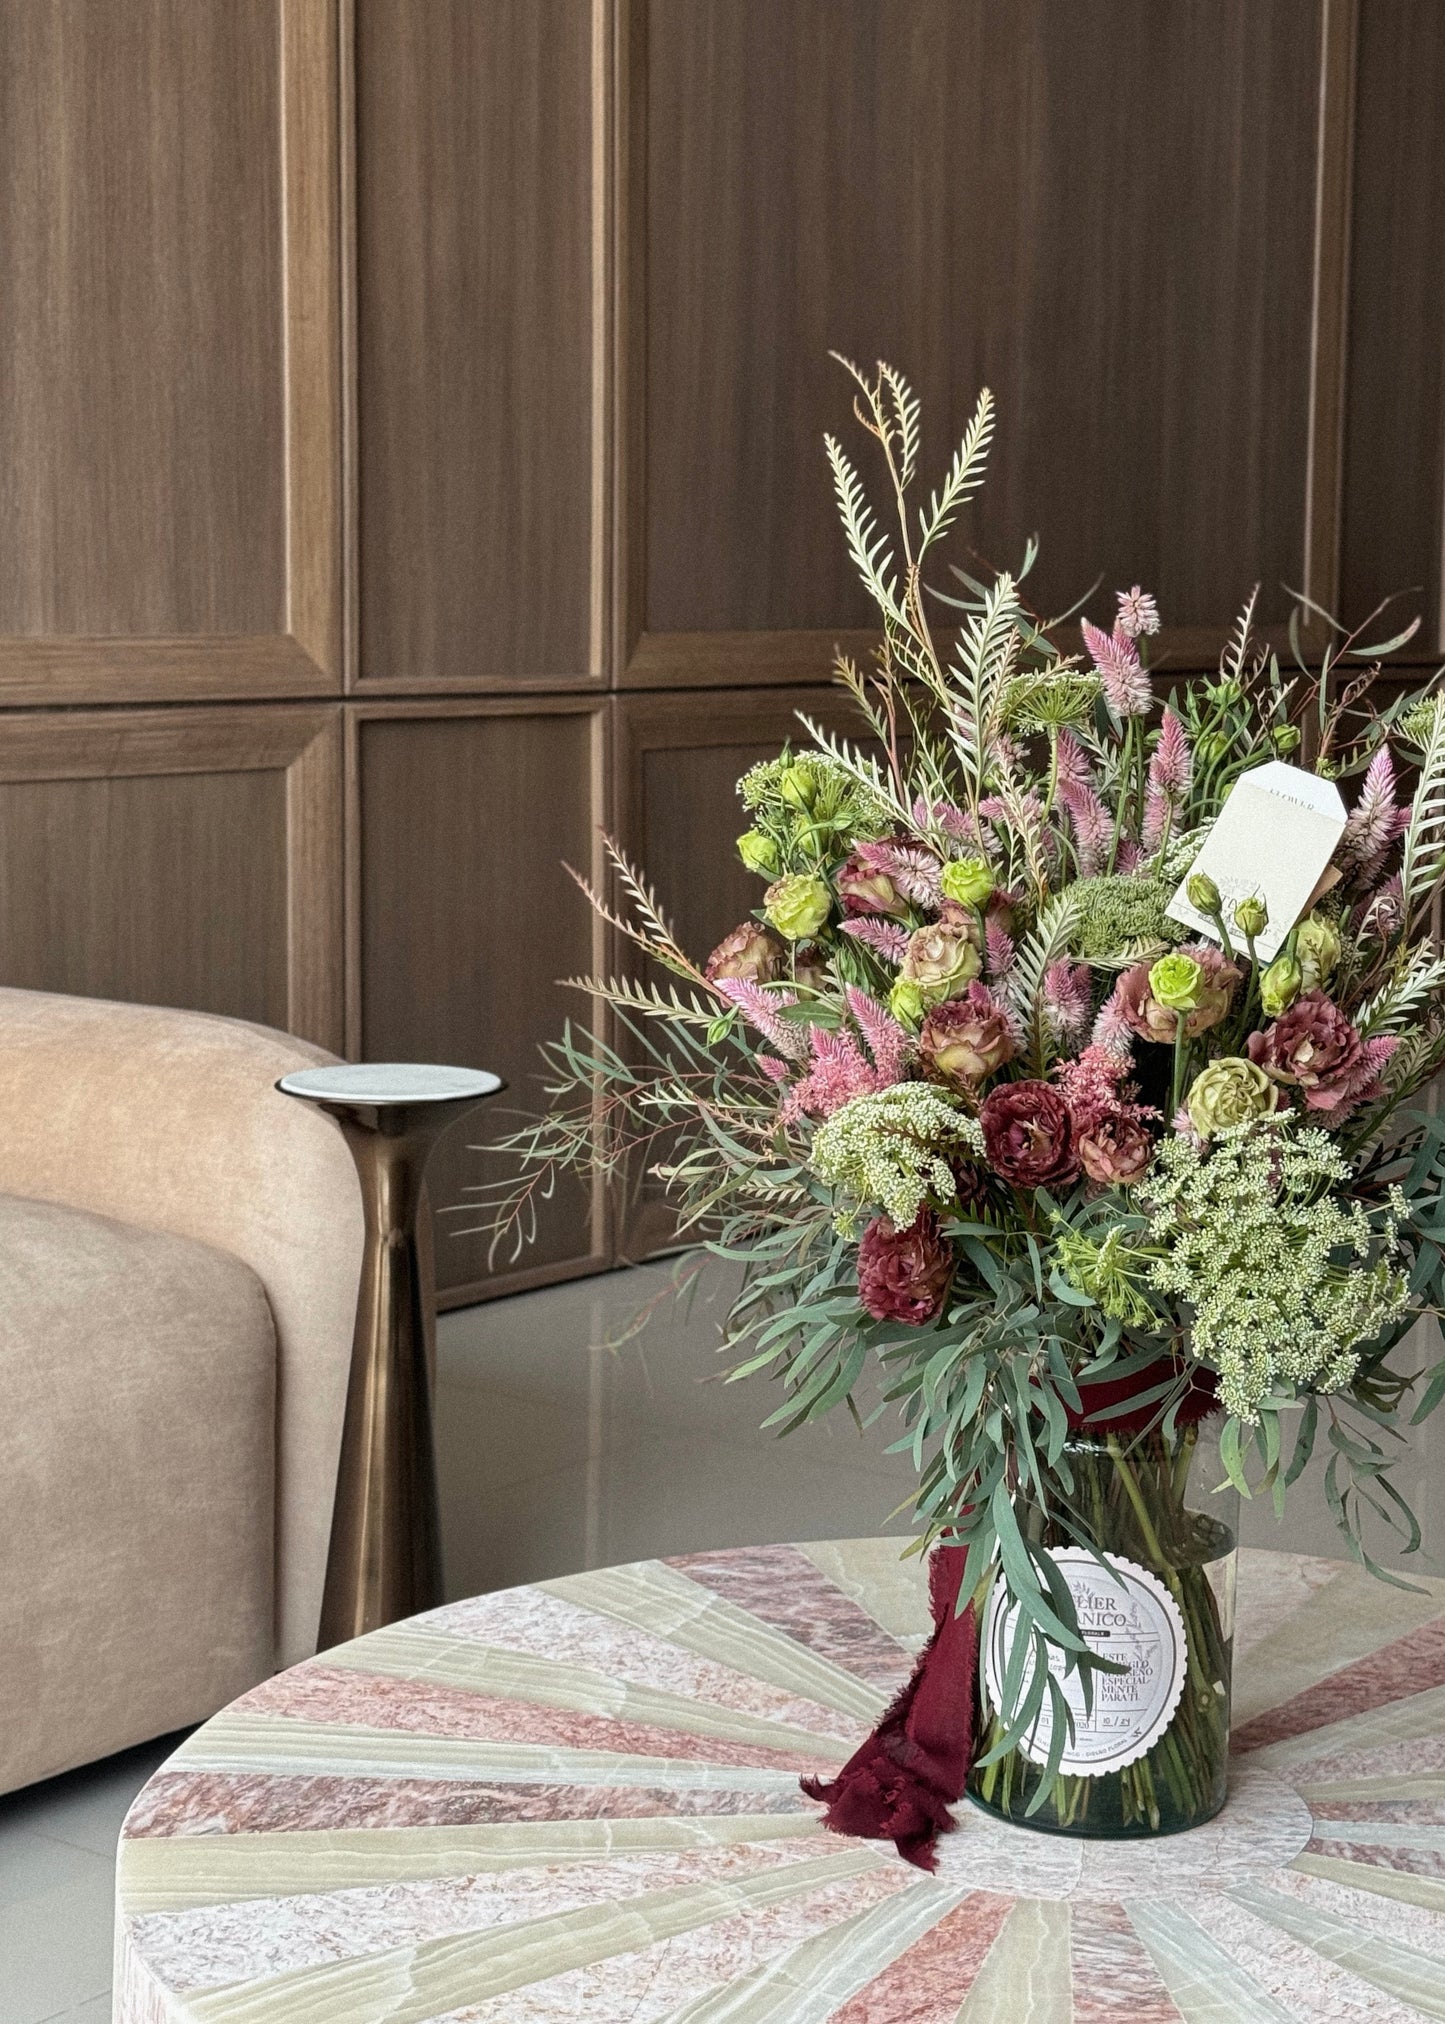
[0,987,363,1666]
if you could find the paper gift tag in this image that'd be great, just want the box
[1165,761,1347,961]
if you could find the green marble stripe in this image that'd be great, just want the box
[1231,1879,1445,2017]
[656,1878,969,2022]
[117,1813,824,1914]
[322,1628,850,1756]
[1248,1679,1445,1772]
[1315,1822,1445,1855]
[1232,1562,1445,1725]
[1291,1850,1445,1920]
[544,1564,888,1723]
[1298,1773,1445,1804]
[1126,1899,1294,2024]
[955,1898,1071,2023]
[796,1540,931,1649]
[183,1845,888,2024]
[172,1713,800,1792]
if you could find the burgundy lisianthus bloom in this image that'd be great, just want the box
[1075,1111,1153,1186]
[1116,947,1240,1044]
[857,1210,954,1325]
[837,853,910,920]
[705,922,786,984]
[980,1080,1080,1188]
[918,983,1016,1090]
[1246,990,1363,1108]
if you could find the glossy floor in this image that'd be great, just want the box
[6,1257,1444,2019]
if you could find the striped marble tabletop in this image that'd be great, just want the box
[115,1541,1445,2021]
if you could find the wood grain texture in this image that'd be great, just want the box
[0,707,342,1046]
[351,703,607,1302]
[354,0,597,688]
[1339,0,1445,650]
[643,0,1322,641]
[0,0,341,702]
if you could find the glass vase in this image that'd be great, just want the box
[967,1415,1237,1837]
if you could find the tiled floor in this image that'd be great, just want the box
[6,1255,1444,2017]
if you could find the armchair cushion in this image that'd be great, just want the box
[0,1193,276,1793]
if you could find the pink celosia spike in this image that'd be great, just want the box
[1115,839,1145,874]
[779,1023,885,1123]
[854,839,944,906]
[1057,776,1111,876]
[1341,746,1400,884]
[1142,784,1169,851]
[1149,709,1193,795]
[1083,617,1151,717]
[841,916,910,963]
[711,977,810,1060]
[757,1054,789,1083]
[845,985,909,1083]
[1054,729,1093,786]
[1043,959,1092,1041]
[1091,988,1134,1058]
[1116,587,1161,639]
[985,917,1015,978]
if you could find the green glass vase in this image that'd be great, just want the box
[967,1416,1237,1837]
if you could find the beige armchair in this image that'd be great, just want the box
[0,988,363,1794]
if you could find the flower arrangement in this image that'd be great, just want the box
[483,357,1445,1845]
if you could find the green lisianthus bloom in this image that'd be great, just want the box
[1148,952,1204,1012]
[736,829,779,876]
[1186,1058,1281,1137]
[1260,953,1303,1017]
[1234,894,1268,940]
[764,874,831,941]
[940,857,995,907]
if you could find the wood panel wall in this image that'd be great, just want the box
[1,1,1442,1305]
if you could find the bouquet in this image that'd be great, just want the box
[482,357,1445,1851]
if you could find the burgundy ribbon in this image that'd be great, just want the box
[801,1358,1218,1868]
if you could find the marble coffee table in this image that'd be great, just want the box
[115,1542,1445,2020]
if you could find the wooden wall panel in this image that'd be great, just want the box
[354,0,598,690]
[1339,0,1445,650]
[0,709,342,1046]
[0,0,341,703]
[352,703,607,1303]
[637,0,1323,676]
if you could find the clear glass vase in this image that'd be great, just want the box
[967,1416,1237,1837]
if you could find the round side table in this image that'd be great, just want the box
[277,1062,502,1649]
[117,1542,1445,2019]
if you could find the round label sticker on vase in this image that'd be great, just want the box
[982,1550,1188,1776]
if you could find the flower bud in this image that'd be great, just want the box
[1148,952,1204,1012]
[1233,894,1268,940]
[939,856,995,907]
[1259,953,1303,1017]
[888,977,926,1029]
[1295,913,1341,990]
[1271,724,1301,753]
[736,829,779,876]
[1186,871,1221,915]
[778,763,816,811]
[764,875,831,942]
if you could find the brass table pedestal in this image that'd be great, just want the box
[278,1062,503,1650]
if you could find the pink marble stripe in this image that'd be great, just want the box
[1234,1615,1445,1753]
[1305,1835,1445,1881]
[665,1546,913,1688]
[827,1892,1013,2022]
[233,1665,829,1772]
[1284,1731,1445,1786]
[124,1772,813,1840]
[424,1587,862,1739]
[1310,1798,1445,1826]
[1072,1898,1183,2022]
